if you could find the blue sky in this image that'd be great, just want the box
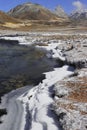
[0,0,87,14]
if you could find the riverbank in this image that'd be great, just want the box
[53,68,87,130]
[0,31,87,130]
[17,40,74,130]
[0,35,58,103]
[18,32,87,130]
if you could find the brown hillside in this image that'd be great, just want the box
[8,3,66,21]
[0,11,20,24]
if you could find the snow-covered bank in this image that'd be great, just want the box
[36,40,65,61]
[53,68,87,130]
[19,66,74,130]
[0,86,32,130]
[18,41,74,130]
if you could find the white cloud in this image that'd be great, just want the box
[72,1,85,10]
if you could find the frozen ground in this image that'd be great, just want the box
[0,31,86,130]
[58,38,87,68]
[17,40,74,130]
[18,66,74,130]
[53,68,87,130]
[0,86,32,130]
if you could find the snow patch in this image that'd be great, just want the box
[18,40,74,130]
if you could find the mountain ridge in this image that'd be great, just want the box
[7,2,87,22]
[7,2,61,21]
[70,9,87,26]
[0,2,87,30]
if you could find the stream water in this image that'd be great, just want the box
[0,40,57,100]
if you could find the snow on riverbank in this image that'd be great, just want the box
[18,41,74,130]
[36,40,65,61]
[19,66,74,130]
[0,36,35,45]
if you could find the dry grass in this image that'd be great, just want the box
[56,102,77,111]
[80,111,87,115]
[55,71,87,117]
[2,22,22,28]
[65,76,87,102]
[0,20,87,33]
[68,90,87,103]
[56,102,87,116]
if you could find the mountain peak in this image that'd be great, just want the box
[7,3,61,20]
[70,8,87,26]
[55,6,65,13]
[70,8,87,19]
[54,5,68,19]
[71,8,87,15]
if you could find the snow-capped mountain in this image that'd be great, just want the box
[54,6,69,19]
[70,9,87,20]
[70,9,87,25]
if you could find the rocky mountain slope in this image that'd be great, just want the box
[0,10,20,24]
[7,2,62,21]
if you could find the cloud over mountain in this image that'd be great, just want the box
[72,1,86,10]
[70,1,87,26]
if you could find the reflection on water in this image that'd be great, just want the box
[0,42,57,98]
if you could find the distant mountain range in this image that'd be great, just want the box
[0,2,87,29]
[70,9,87,19]
[70,9,87,26]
